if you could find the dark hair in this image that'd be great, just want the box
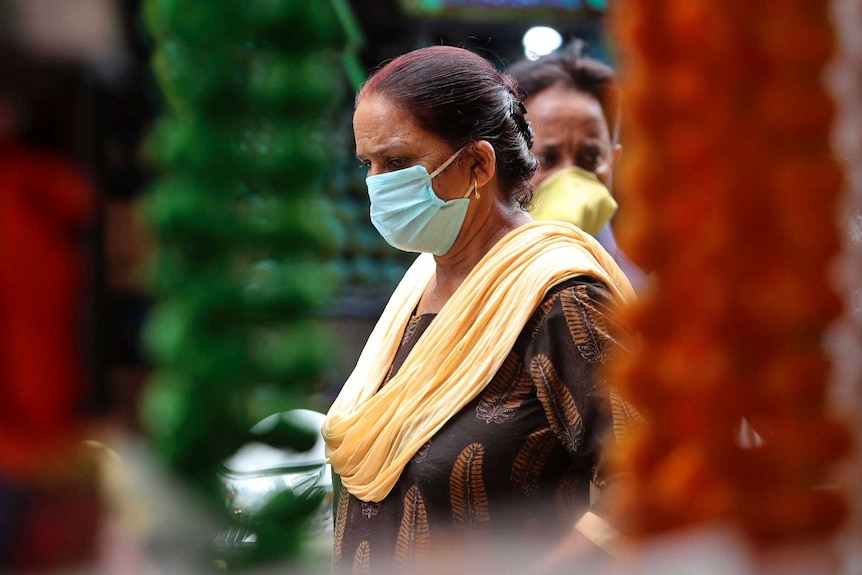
[508,42,620,143]
[358,45,537,208]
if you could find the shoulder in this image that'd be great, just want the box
[520,275,626,349]
[535,275,617,325]
[544,276,614,306]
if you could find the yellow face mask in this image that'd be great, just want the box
[530,166,618,237]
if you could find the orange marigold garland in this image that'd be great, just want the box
[608,0,854,544]
[827,0,862,563]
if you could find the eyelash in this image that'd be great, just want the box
[356,159,407,171]
[580,151,601,166]
[536,151,602,170]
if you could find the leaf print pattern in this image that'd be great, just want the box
[411,441,431,463]
[352,541,370,575]
[579,285,632,354]
[561,286,605,363]
[525,291,563,339]
[449,443,490,531]
[476,352,531,424]
[360,500,380,519]
[532,354,585,453]
[610,386,644,442]
[333,484,350,564]
[511,427,556,495]
[394,485,431,564]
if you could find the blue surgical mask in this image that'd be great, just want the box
[367,147,474,256]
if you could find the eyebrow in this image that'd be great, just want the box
[356,140,409,161]
[532,142,562,150]
[579,138,608,151]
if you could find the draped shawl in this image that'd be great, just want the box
[322,221,634,502]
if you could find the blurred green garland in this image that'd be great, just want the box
[139,0,361,567]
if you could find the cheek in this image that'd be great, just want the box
[431,172,468,201]
[594,165,613,189]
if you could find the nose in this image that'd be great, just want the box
[558,156,577,170]
[366,162,387,178]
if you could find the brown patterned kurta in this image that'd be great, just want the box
[332,277,634,573]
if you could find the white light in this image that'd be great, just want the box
[522,26,563,61]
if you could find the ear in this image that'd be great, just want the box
[612,143,623,165]
[465,140,497,188]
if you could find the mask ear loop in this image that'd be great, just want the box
[462,178,478,199]
[429,146,466,179]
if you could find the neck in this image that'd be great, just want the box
[417,193,532,314]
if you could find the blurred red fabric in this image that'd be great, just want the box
[0,142,94,477]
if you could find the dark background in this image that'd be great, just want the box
[0,0,609,424]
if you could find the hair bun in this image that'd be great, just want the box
[510,99,534,149]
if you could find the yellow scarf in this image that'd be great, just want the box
[322,221,635,502]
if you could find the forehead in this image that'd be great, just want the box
[526,84,611,143]
[353,94,443,156]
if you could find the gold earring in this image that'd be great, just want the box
[473,179,480,199]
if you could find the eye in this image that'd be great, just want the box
[387,158,406,170]
[579,152,601,170]
[577,144,605,172]
[536,152,560,170]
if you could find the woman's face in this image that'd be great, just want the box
[353,94,469,200]
[525,84,618,190]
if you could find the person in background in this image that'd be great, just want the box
[509,43,649,292]
[0,50,98,571]
[322,45,638,574]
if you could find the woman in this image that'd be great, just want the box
[322,45,636,573]
[509,46,649,292]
